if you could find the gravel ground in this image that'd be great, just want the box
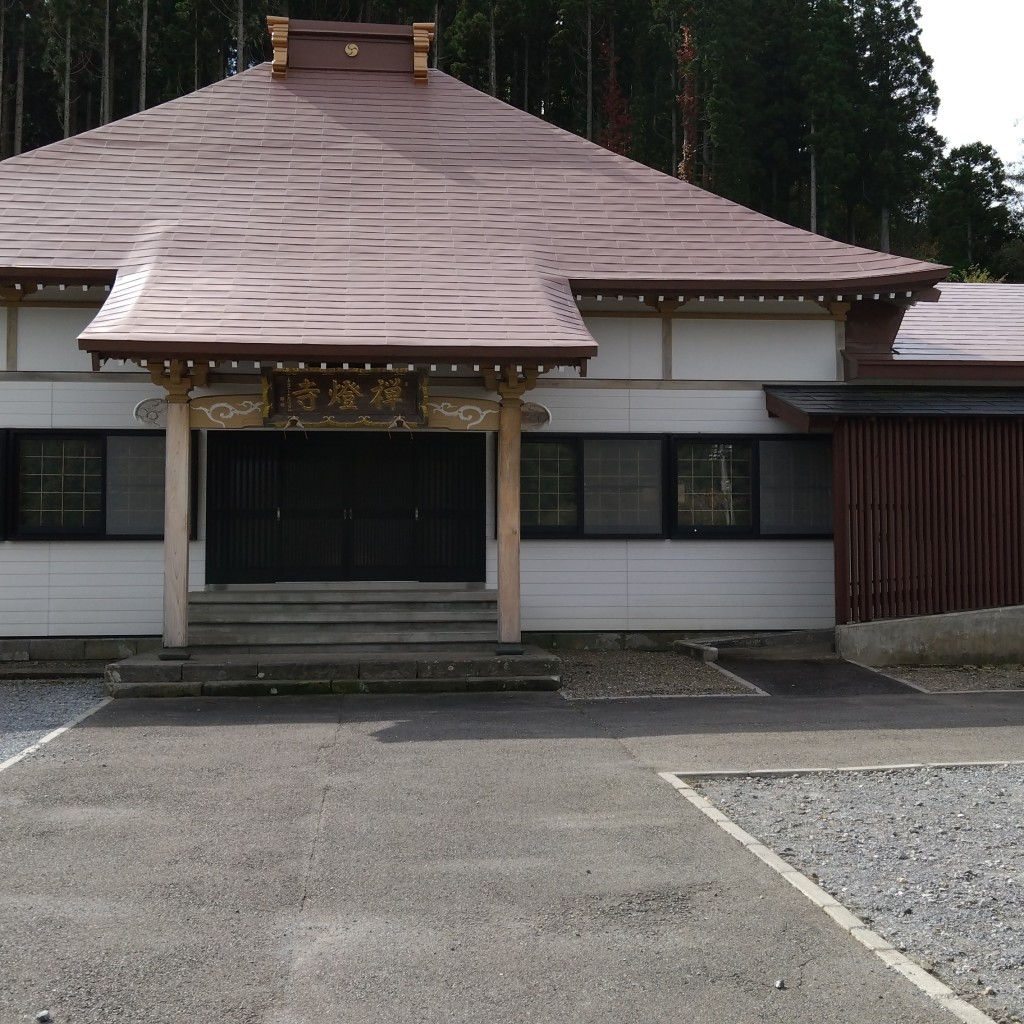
[699,765,1024,1024]
[0,679,105,763]
[885,664,1024,693]
[558,650,753,698]
[557,651,1024,698]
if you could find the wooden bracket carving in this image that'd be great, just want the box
[147,359,210,403]
[412,23,436,84]
[0,285,38,302]
[641,294,683,313]
[483,364,538,399]
[267,16,289,80]
[828,301,852,321]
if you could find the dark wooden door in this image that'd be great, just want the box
[206,432,282,584]
[206,431,484,584]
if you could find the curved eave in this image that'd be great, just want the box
[0,267,118,288]
[79,337,597,366]
[570,267,949,298]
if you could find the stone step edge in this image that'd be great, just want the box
[189,592,498,605]
[187,611,498,624]
[107,677,562,698]
[108,655,560,685]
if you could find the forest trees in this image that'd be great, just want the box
[0,0,1021,276]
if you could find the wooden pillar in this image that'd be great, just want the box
[1,286,37,370]
[496,389,523,646]
[149,361,207,649]
[488,365,537,650]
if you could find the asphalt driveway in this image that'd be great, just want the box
[3,691,1023,1023]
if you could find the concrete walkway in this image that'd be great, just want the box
[3,690,1023,1023]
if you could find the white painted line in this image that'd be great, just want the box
[0,697,111,775]
[561,692,759,702]
[845,659,931,693]
[671,760,1024,781]
[658,770,998,1024]
[709,661,770,696]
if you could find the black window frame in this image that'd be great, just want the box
[518,434,584,538]
[1,428,198,542]
[671,434,758,538]
[521,432,833,541]
[520,433,670,540]
[755,434,835,539]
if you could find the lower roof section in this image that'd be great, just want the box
[78,259,598,366]
[765,385,1024,431]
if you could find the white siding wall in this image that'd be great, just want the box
[521,540,834,631]
[0,378,163,429]
[0,541,205,637]
[1,300,839,636]
[517,382,836,630]
[0,378,200,637]
[531,385,801,434]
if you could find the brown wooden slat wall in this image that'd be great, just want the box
[834,418,1024,623]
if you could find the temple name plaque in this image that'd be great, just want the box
[263,369,427,427]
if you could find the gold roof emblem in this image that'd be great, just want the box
[345,42,359,57]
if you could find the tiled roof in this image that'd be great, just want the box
[765,385,1024,426]
[894,283,1024,361]
[0,60,947,363]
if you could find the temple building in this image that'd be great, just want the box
[1,18,1021,651]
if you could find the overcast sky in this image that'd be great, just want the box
[917,0,1024,167]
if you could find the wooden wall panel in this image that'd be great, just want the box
[834,418,1024,623]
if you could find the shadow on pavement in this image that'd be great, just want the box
[73,689,1024,744]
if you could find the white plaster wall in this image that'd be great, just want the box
[581,317,662,379]
[521,539,835,631]
[672,318,838,381]
[16,307,98,371]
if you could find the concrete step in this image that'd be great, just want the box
[106,648,562,696]
[190,590,497,606]
[187,584,498,648]
[187,625,497,647]
[108,676,562,697]
[203,581,490,593]
[188,606,497,625]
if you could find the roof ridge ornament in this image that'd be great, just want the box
[266,18,434,84]
[267,16,289,80]
[412,23,435,84]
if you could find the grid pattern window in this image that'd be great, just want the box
[759,439,832,535]
[583,439,663,535]
[521,441,578,530]
[106,435,166,535]
[17,436,104,532]
[11,432,168,539]
[676,442,753,529]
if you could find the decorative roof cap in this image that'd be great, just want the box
[266,17,435,84]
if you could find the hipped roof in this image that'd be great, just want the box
[0,43,947,365]
[894,283,1024,361]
